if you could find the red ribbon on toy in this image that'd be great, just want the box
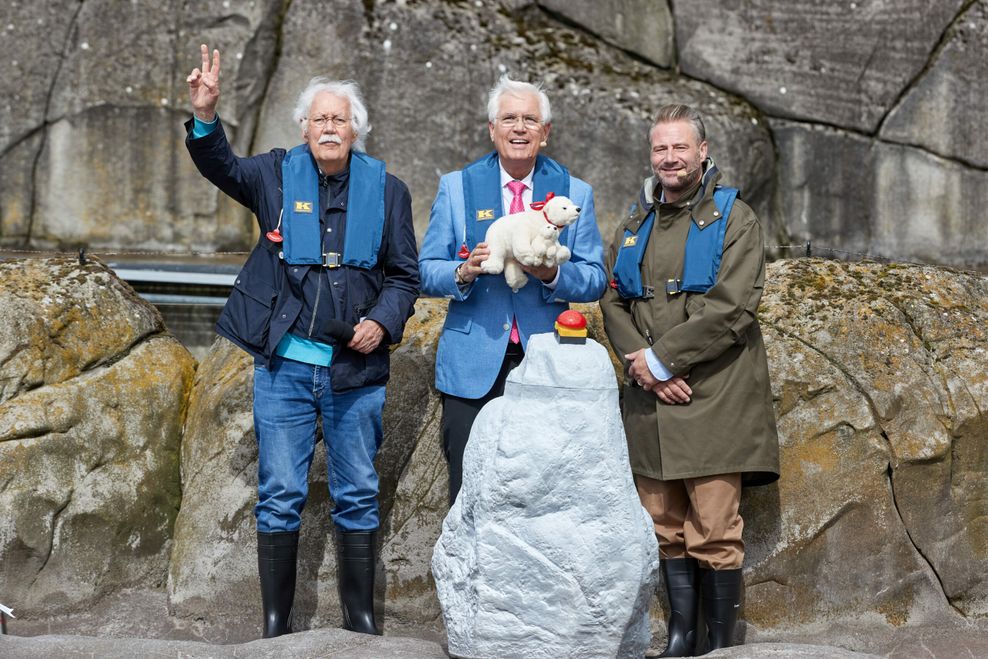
[457,243,471,259]
[529,191,554,211]
[529,192,556,224]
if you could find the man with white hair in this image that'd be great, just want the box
[419,75,606,505]
[185,45,418,638]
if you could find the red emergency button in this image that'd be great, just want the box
[554,310,588,344]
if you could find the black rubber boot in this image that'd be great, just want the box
[699,567,743,653]
[257,530,298,638]
[659,557,700,657]
[337,531,381,635]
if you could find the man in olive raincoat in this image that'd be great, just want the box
[600,104,780,657]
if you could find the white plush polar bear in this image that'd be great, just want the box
[480,193,581,291]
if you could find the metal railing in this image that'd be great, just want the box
[0,602,13,634]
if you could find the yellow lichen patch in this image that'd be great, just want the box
[0,258,164,399]
[875,589,914,627]
[385,573,437,600]
[782,428,843,476]
[950,415,988,563]
[0,442,34,482]
[775,379,811,419]
[744,579,818,627]
[397,298,447,352]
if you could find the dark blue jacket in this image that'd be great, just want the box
[185,119,419,391]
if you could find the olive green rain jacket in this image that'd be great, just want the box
[600,164,780,486]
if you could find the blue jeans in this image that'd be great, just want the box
[252,356,386,533]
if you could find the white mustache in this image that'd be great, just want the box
[318,134,343,145]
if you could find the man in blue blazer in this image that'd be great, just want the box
[419,75,607,504]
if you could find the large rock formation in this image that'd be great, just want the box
[675,0,966,133]
[0,0,281,252]
[433,334,658,659]
[3,257,988,658]
[881,1,988,168]
[537,0,675,68]
[164,337,259,639]
[4,1,988,267]
[0,257,195,616]
[673,0,988,268]
[165,259,988,650]
[746,259,988,626]
[0,0,774,253]
[771,119,988,267]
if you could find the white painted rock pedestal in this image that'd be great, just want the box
[432,333,659,658]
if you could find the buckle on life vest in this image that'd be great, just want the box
[642,285,655,299]
[323,252,342,269]
[665,279,682,295]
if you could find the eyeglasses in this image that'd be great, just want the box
[497,113,542,130]
[309,115,350,128]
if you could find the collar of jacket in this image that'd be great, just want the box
[319,166,350,210]
[685,160,724,229]
[319,169,350,210]
[624,159,722,232]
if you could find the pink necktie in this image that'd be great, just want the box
[507,180,527,214]
[506,180,527,344]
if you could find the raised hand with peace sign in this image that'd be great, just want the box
[182,53,420,641]
[186,44,221,122]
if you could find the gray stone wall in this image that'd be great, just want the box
[5,1,981,266]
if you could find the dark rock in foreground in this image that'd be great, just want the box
[0,629,446,659]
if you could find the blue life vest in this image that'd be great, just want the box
[461,152,570,254]
[611,186,738,298]
[280,147,386,268]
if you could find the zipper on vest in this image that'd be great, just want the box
[308,271,323,337]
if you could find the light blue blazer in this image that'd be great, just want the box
[419,168,607,399]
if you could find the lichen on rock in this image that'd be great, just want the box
[0,258,195,616]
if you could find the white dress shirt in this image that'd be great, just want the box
[499,162,535,213]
